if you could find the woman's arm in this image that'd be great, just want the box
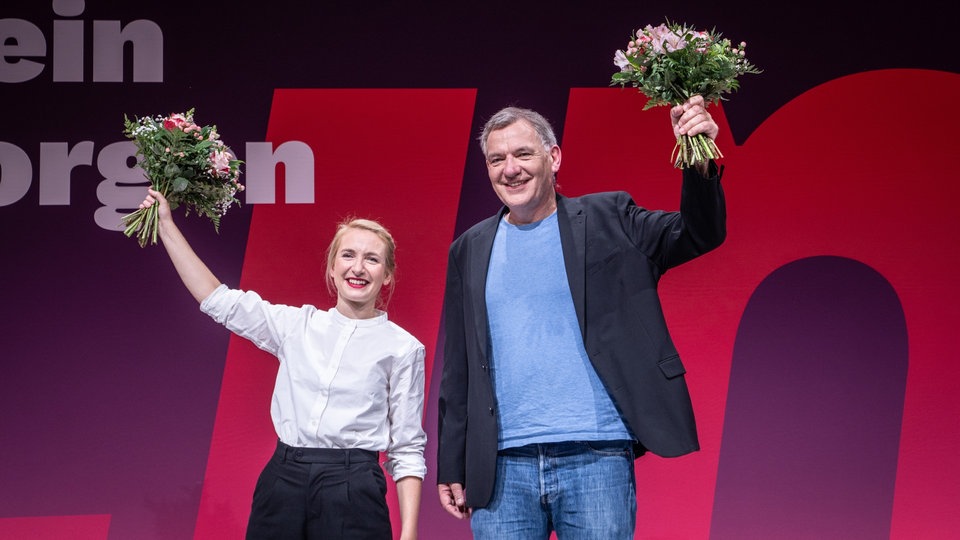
[141,188,221,303]
[396,475,423,540]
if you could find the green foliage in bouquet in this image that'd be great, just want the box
[121,108,244,247]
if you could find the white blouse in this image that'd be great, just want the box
[201,284,427,480]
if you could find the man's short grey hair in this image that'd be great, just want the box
[479,107,558,157]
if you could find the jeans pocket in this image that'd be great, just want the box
[585,440,632,457]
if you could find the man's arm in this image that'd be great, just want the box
[437,482,469,519]
[669,95,727,263]
[436,246,471,518]
[670,95,719,176]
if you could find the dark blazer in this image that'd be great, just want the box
[437,166,727,508]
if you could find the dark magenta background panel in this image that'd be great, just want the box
[712,256,906,539]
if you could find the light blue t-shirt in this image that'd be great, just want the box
[485,211,632,449]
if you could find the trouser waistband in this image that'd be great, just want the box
[274,439,378,465]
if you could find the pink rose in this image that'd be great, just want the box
[163,113,189,130]
[209,149,234,177]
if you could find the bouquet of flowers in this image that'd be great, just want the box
[121,108,244,247]
[611,20,760,168]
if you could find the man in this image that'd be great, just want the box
[436,95,726,539]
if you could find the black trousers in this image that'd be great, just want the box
[245,440,391,539]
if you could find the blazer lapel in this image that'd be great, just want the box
[556,196,586,337]
[468,210,506,360]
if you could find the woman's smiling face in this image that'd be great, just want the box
[329,227,392,319]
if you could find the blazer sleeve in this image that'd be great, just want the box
[436,244,468,485]
[621,164,727,272]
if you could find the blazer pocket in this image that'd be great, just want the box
[658,355,687,379]
[586,247,622,276]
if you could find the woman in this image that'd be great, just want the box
[139,188,425,539]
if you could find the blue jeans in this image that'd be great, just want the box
[471,440,636,540]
